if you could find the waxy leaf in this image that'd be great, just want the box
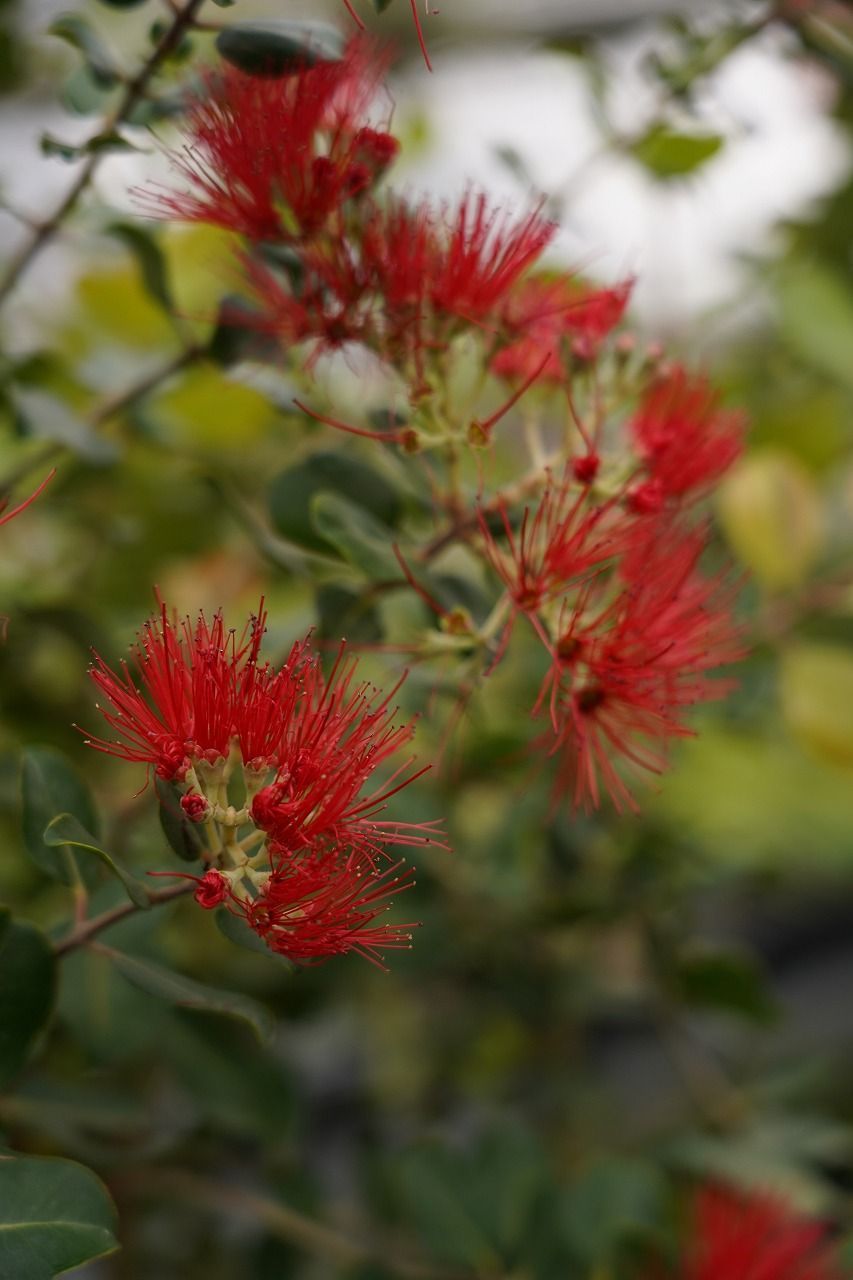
[215,21,344,76]
[311,491,402,581]
[43,813,150,909]
[156,777,207,863]
[0,910,56,1089]
[21,748,102,887]
[630,124,723,179]
[270,450,403,553]
[0,1153,118,1279]
[102,946,275,1042]
[49,14,123,88]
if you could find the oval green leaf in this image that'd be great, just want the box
[215,21,344,76]
[717,450,824,591]
[0,911,57,1089]
[780,643,853,769]
[43,813,151,909]
[101,946,275,1042]
[270,450,403,552]
[310,491,402,581]
[21,748,102,887]
[630,124,724,180]
[0,1153,118,1279]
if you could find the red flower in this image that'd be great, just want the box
[193,869,231,909]
[142,38,393,241]
[85,602,306,779]
[492,276,633,383]
[361,193,556,361]
[666,1186,842,1280]
[630,366,744,502]
[237,845,417,968]
[478,471,622,619]
[538,523,742,812]
[250,646,446,864]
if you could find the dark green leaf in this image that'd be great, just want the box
[207,297,281,367]
[215,907,291,963]
[630,124,723,179]
[102,946,275,1042]
[316,583,383,645]
[21,747,101,887]
[60,65,117,116]
[270,451,403,552]
[95,0,149,8]
[49,14,122,88]
[215,21,344,76]
[156,777,207,863]
[43,813,150,910]
[0,910,56,1089]
[676,947,778,1023]
[310,491,402,581]
[105,222,173,315]
[0,1154,118,1279]
[372,0,397,11]
[561,1158,666,1268]
[124,92,186,125]
[40,131,137,162]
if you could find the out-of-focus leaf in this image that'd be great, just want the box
[373,0,397,12]
[717,450,823,590]
[49,14,122,88]
[102,946,276,1042]
[316,583,383,644]
[21,747,102,887]
[11,389,119,463]
[215,907,291,963]
[780,643,853,769]
[0,910,56,1089]
[311,492,402,580]
[270,450,403,553]
[676,947,778,1023]
[44,813,150,909]
[96,0,149,8]
[0,1154,118,1279]
[60,65,117,115]
[156,777,207,863]
[42,131,138,161]
[561,1157,666,1268]
[777,262,853,390]
[215,21,344,76]
[630,124,723,179]
[106,222,173,316]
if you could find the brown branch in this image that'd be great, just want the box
[0,0,207,307]
[52,881,193,957]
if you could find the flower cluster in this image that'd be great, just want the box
[658,1186,843,1280]
[85,603,443,967]
[144,35,746,813]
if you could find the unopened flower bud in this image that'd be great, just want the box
[181,792,212,823]
[572,452,600,485]
[193,869,231,910]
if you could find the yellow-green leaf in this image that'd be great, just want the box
[717,450,823,590]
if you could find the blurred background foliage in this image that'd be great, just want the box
[1,1,853,1277]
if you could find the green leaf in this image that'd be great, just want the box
[676,947,778,1024]
[561,1158,666,1268]
[102,946,275,1042]
[207,296,280,367]
[316,583,383,645]
[311,491,402,581]
[777,262,853,390]
[60,65,117,116]
[270,451,403,554]
[215,21,344,76]
[215,907,290,962]
[11,389,120,463]
[372,0,397,11]
[0,910,56,1089]
[106,222,173,316]
[95,0,149,8]
[21,748,102,887]
[49,14,122,88]
[43,813,150,910]
[156,777,207,863]
[630,124,724,179]
[717,449,823,591]
[780,643,853,769]
[0,1153,118,1279]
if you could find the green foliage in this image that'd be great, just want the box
[156,778,208,863]
[102,945,276,1042]
[21,749,101,887]
[43,813,150,908]
[215,21,345,76]
[629,124,724,179]
[269,451,403,554]
[0,910,56,1088]
[310,492,403,580]
[675,947,778,1024]
[48,14,122,88]
[0,1153,118,1279]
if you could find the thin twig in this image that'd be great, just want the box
[0,0,207,307]
[53,881,193,957]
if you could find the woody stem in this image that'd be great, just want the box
[0,0,208,308]
[52,881,194,957]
